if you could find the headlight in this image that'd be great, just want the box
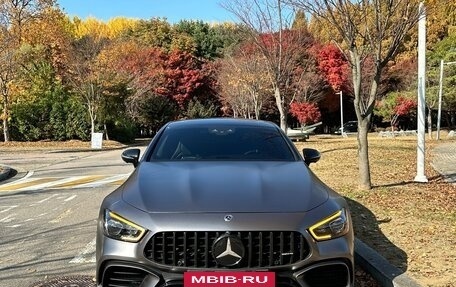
[104,210,146,242]
[308,208,349,241]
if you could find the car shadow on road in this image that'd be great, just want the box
[345,197,410,285]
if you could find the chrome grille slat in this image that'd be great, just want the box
[144,231,309,268]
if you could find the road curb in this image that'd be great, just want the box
[355,238,422,287]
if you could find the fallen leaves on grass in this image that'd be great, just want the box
[295,135,456,287]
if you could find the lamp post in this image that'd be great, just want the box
[436,60,456,140]
[338,91,343,135]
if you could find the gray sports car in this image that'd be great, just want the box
[96,118,354,287]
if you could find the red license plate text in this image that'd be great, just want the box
[184,271,275,287]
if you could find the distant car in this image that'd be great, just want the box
[96,118,354,287]
[335,121,358,134]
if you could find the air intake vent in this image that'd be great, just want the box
[103,266,148,287]
[302,264,350,287]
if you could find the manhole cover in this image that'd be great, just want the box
[29,275,95,287]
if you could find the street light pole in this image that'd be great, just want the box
[436,60,456,140]
[339,91,344,135]
[415,2,428,183]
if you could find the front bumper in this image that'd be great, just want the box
[97,230,354,287]
[98,259,352,287]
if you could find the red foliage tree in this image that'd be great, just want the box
[160,51,207,107]
[118,47,215,109]
[289,102,321,126]
[117,46,166,98]
[316,44,349,92]
[395,96,417,116]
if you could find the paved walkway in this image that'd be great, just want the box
[431,141,456,184]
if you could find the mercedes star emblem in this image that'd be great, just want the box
[212,234,245,266]
[224,215,233,222]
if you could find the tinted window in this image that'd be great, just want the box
[150,125,295,161]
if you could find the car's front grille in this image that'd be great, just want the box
[144,231,309,268]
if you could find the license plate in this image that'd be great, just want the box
[184,271,275,287]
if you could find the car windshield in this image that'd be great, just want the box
[150,124,295,161]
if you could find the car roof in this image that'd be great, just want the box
[165,118,280,129]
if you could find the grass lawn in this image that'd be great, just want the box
[294,133,456,287]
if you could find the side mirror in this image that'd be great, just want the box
[302,148,321,165]
[121,148,141,167]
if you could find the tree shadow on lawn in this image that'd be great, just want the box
[345,197,410,281]
[373,175,441,188]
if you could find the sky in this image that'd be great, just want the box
[56,0,237,23]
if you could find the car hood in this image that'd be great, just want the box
[121,161,329,213]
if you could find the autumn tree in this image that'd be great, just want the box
[222,0,311,131]
[375,92,417,132]
[21,7,74,83]
[398,0,456,59]
[218,62,253,118]
[316,44,349,92]
[289,102,321,126]
[126,18,172,50]
[116,43,218,126]
[69,33,109,135]
[289,42,328,105]
[160,50,213,107]
[0,0,55,141]
[289,0,423,189]
[10,44,86,141]
[106,17,138,39]
[218,41,271,119]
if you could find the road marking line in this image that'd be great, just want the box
[0,174,129,191]
[64,195,77,202]
[75,174,130,188]
[0,177,58,191]
[0,171,34,187]
[70,238,96,263]
[50,175,106,189]
[0,214,15,223]
[20,177,74,191]
[37,194,60,203]
[0,205,18,213]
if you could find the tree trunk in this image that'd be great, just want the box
[349,50,373,189]
[427,107,432,139]
[451,112,455,129]
[357,118,372,190]
[2,95,10,142]
[274,86,287,131]
[2,117,9,142]
[104,123,109,141]
[90,107,96,135]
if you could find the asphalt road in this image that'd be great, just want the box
[0,148,139,287]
